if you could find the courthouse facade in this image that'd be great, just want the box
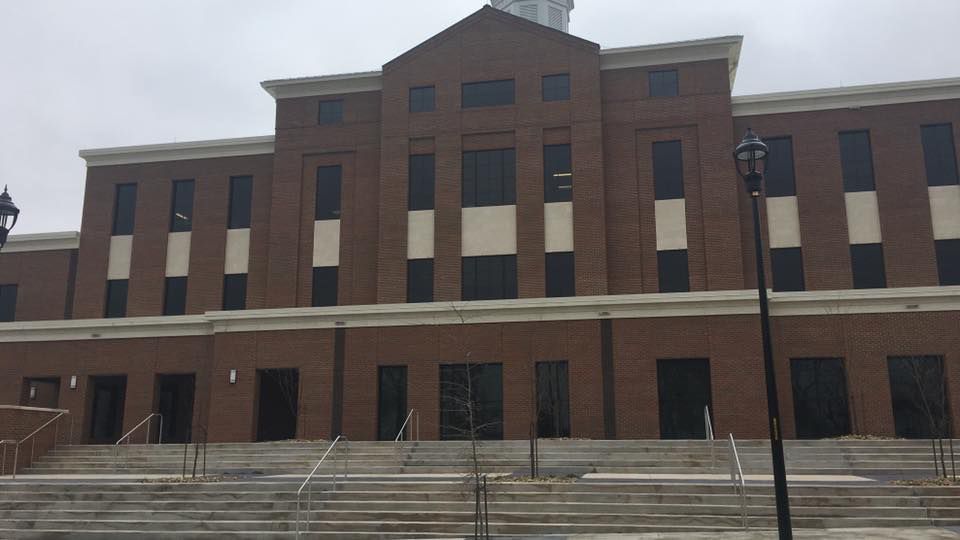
[1,3,959,444]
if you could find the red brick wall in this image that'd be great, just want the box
[0,406,68,473]
[0,249,75,321]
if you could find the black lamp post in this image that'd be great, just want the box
[0,185,20,252]
[734,129,793,539]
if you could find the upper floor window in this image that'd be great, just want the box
[0,284,16,322]
[839,131,875,192]
[764,137,796,197]
[222,274,247,311]
[318,100,343,124]
[316,166,342,220]
[462,80,514,108]
[228,176,253,229]
[462,255,517,301]
[921,124,959,186]
[169,180,195,233]
[463,148,516,207]
[649,70,679,98]
[409,154,435,211]
[409,86,436,113]
[104,279,128,318]
[112,183,137,236]
[544,144,573,203]
[542,74,570,102]
[652,140,684,200]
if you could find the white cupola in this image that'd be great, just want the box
[490,0,574,33]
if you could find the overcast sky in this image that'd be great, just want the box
[1,0,958,234]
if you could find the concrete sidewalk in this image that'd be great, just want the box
[542,528,960,539]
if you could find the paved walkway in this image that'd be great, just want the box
[559,529,960,539]
[582,473,876,484]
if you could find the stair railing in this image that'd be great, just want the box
[114,413,163,466]
[394,409,420,450]
[704,406,715,469]
[727,433,748,529]
[297,435,350,536]
[3,410,69,479]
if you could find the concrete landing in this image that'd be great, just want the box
[561,528,960,539]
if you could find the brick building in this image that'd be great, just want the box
[1,3,959,445]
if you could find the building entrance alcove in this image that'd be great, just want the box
[87,375,127,444]
[155,374,196,444]
[657,359,712,439]
[21,377,61,409]
[256,368,299,442]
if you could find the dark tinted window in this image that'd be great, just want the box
[653,141,684,200]
[649,70,679,98]
[169,180,195,233]
[104,280,128,318]
[791,358,851,439]
[409,155,435,211]
[764,137,796,197]
[439,363,503,440]
[462,149,516,207]
[407,259,434,303]
[839,131,876,192]
[544,144,573,203]
[112,184,137,236]
[409,86,435,113]
[536,361,571,438]
[657,358,711,439]
[315,166,342,220]
[771,247,805,292]
[936,239,960,286]
[228,176,253,229]
[850,243,886,289]
[163,277,188,316]
[222,274,247,311]
[888,355,950,438]
[542,74,570,102]
[318,100,343,124]
[377,366,408,441]
[545,252,575,297]
[462,255,517,301]
[657,249,689,293]
[0,284,17,322]
[462,80,514,108]
[312,266,338,307]
[922,124,959,186]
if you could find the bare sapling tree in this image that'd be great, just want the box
[904,356,954,480]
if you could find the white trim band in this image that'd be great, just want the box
[2,232,79,253]
[80,136,275,167]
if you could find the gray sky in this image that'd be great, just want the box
[2,0,958,234]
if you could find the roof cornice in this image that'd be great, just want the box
[732,77,960,117]
[79,136,275,167]
[600,35,743,86]
[2,231,79,253]
[260,71,383,100]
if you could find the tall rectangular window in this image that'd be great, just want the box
[764,137,796,197]
[222,274,247,311]
[0,284,17,322]
[409,86,436,113]
[770,247,805,292]
[657,358,711,439]
[544,144,573,203]
[104,280,128,318]
[112,183,137,236]
[839,131,876,192]
[545,252,575,297]
[462,255,517,301]
[439,363,503,440]
[315,166,342,220]
[542,74,570,102]
[536,361,571,438]
[888,355,950,439]
[228,176,253,229]
[377,366,408,441]
[921,124,959,186]
[850,243,886,289]
[169,180,195,233]
[790,358,851,439]
[163,277,188,316]
[936,239,960,286]
[318,100,343,124]
[648,70,679,98]
[409,155,435,211]
[462,80,514,108]
[462,149,516,207]
[407,259,434,303]
[653,141,684,200]
[657,250,689,293]
[312,266,338,307]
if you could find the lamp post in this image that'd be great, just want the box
[734,129,793,539]
[0,185,20,252]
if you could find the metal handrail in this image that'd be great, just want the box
[704,406,715,468]
[116,413,163,446]
[394,409,420,447]
[727,433,748,529]
[3,411,68,479]
[296,435,350,536]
